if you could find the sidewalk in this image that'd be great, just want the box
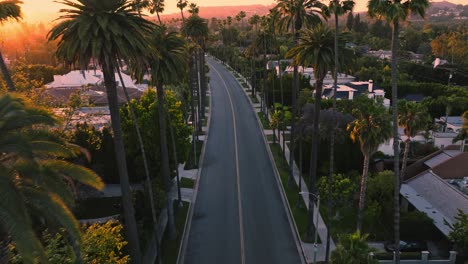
[231,65,335,263]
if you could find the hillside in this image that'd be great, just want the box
[158,4,274,21]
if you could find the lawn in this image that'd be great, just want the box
[257,112,270,129]
[250,95,259,103]
[180,177,195,189]
[160,201,190,264]
[269,143,319,243]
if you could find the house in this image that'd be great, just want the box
[282,66,356,86]
[321,80,391,108]
[401,148,468,236]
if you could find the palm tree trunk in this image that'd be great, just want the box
[296,132,303,208]
[251,57,256,98]
[326,10,340,263]
[0,50,15,92]
[263,41,268,119]
[156,12,162,25]
[307,79,323,239]
[357,152,370,233]
[102,64,142,264]
[391,19,401,264]
[116,69,162,262]
[180,9,185,23]
[400,139,410,184]
[189,54,197,167]
[289,25,300,188]
[156,84,177,240]
[167,110,182,205]
[273,127,276,144]
[200,48,206,119]
[278,58,284,105]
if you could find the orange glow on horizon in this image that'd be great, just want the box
[12,0,468,24]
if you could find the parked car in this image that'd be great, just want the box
[384,240,428,252]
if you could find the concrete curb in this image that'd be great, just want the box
[176,79,213,264]
[225,63,308,264]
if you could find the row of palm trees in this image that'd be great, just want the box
[47,0,210,263]
[242,0,430,262]
[0,0,208,263]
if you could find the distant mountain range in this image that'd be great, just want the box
[158,4,273,21]
[156,1,465,21]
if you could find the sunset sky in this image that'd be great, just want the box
[17,0,468,24]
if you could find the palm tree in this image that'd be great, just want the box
[287,24,342,239]
[0,94,103,262]
[368,0,429,261]
[274,0,325,189]
[347,96,392,232]
[255,27,273,118]
[144,0,165,24]
[177,0,188,22]
[188,2,199,15]
[182,15,209,123]
[48,1,153,262]
[0,0,21,92]
[144,25,187,239]
[248,14,260,98]
[398,100,429,181]
[330,232,378,264]
[326,0,354,261]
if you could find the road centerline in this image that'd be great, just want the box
[209,62,246,264]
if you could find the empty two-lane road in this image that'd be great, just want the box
[182,57,304,264]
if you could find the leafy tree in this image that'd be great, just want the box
[347,96,392,232]
[331,232,378,264]
[317,173,356,216]
[270,109,282,144]
[368,0,430,261]
[398,100,430,180]
[120,89,191,183]
[0,94,103,262]
[0,0,22,92]
[48,1,154,262]
[9,221,130,264]
[447,210,468,256]
[81,221,130,264]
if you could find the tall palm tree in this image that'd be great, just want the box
[368,0,429,261]
[347,96,391,233]
[0,94,103,262]
[188,2,198,15]
[287,24,336,239]
[274,0,325,188]
[182,15,209,122]
[143,0,165,24]
[144,25,187,239]
[177,0,188,22]
[398,100,429,181]
[325,0,354,261]
[48,1,153,262]
[255,27,274,118]
[248,14,260,98]
[0,0,21,92]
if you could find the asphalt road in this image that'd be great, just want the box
[182,57,303,264]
